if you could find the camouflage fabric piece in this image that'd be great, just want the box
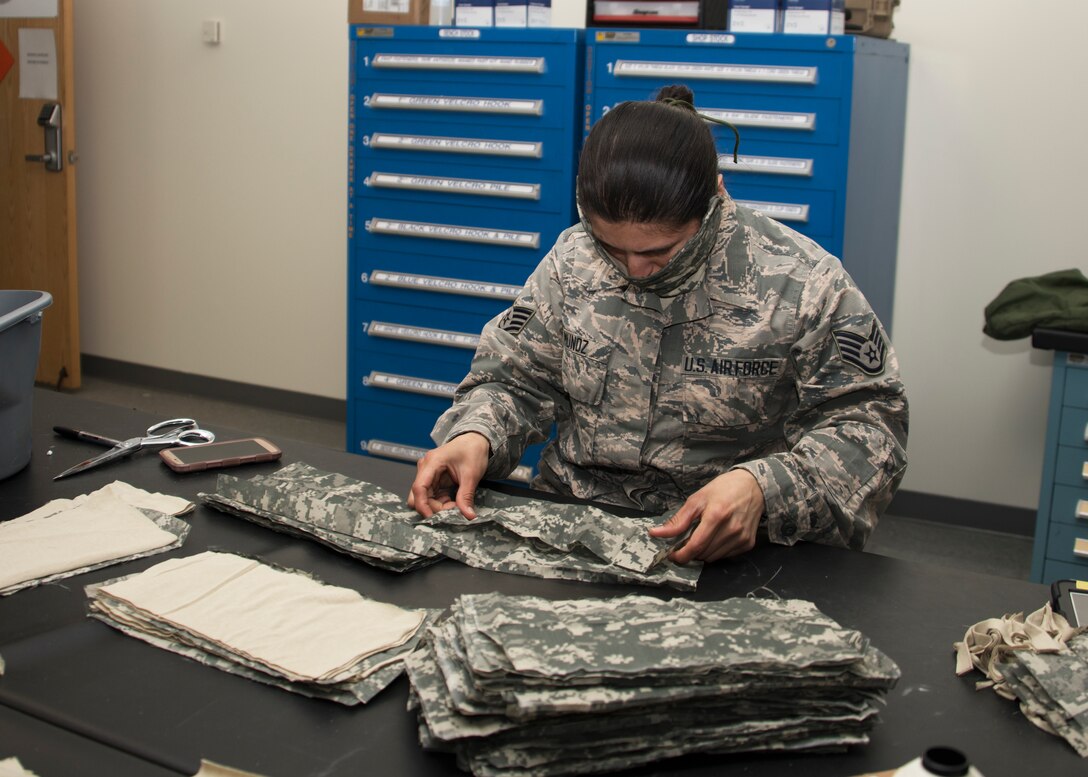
[997,632,1088,757]
[433,199,909,550]
[1,508,190,597]
[203,463,701,590]
[85,561,439,706]
[405,593,899,775]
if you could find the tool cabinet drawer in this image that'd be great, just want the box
[351,399,540,483]
[354,31,583,90]
[351,347,471,393]
[1049,484,1088,528]
[355,121,569,171]
[1046,521,1088,569]
[357,160,568,216]
[357,84,578,131]
[351,259,528,310]
[591,89,843,147]
[1065,361,1088,408]
[588,35,847,100]
[1055,445,1088,488]
[1059,406,1088,448]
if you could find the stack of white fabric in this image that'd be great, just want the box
[87,551,438,705]
[0,481,192,596]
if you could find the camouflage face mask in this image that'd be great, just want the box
[580,195,724,297]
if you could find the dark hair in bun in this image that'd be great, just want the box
[577,84,717,227]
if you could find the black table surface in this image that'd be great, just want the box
[0,389,1080,776]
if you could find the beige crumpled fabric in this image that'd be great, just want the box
[0,483,193,595]
[953,602,1083,698]
[0,757,39,777]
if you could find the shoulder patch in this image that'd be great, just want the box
[832,320,887,375]
[498,305,536,336]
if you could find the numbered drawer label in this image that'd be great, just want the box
[368,133,543,158]
[733,199,810,223]
[365,172,540,200]
[719,154,813,177]
[367,371,458,398]
[702,107,815,131]
[367,93,543,116]
[369,270,522,300]
[611,59,817,84]
[371,53,545,74]
[368,321,480,350]
[366,218,540,249]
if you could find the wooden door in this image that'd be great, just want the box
[0,0,80,388]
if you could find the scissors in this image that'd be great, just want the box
[53,418,216,480]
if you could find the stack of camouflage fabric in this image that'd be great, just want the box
[86,551,438,705]
[998,632,1088,757]
[404,593,901,776]
[201,462,700,590]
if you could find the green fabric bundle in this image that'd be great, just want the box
[983,268,1088,340]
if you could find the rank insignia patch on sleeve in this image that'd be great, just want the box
[832,320,887,375]
[498,305,536,336]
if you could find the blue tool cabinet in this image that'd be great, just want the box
[347,26,585,478]
[584,29,908,326]
[1031,352,1088,583]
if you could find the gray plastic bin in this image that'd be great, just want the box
[0,290,53,479]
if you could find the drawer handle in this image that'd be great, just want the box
[1083,462,1088,482]
[1075,537,1088,558]
[1078,499,1088,521]
[1084,421,1088,443]
[365,439,532,483]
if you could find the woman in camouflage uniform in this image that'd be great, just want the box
[409,84,908,564]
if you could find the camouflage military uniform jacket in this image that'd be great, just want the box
[433,198,908,549]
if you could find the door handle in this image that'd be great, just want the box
[24,103,63,173]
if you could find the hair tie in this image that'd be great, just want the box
[661,97,741,164]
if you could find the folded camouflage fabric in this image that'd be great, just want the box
[86,551,439,705]
[201,462,701,590]
[405,593,900,776]
[1,482,193,597]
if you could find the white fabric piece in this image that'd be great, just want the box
[0,758,39,777]
[18,480,193,522]
[0,489,181,591]
[96,551,426,682]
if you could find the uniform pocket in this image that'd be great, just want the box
[681,369,785,429]
[560,329,610,406]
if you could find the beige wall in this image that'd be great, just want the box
[74,1,1087,511]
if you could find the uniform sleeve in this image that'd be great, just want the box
[733,255,909,550]
[431,243,569,480]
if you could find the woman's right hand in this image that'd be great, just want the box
[407,432,491,519]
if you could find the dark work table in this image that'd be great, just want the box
[0,389,1081,776]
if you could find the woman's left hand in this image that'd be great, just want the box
[648,469,765,563]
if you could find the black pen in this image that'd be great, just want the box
[53,426,122,448]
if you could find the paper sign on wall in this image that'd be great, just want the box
[0,0,58,18]
[18,27,56,99]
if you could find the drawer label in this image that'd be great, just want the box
[734,200,810,223]
[369,321,481,349]
[701,108,816,130]
[612,60,818,84]
[368,133,543,158]
[685,33,736,45]
[365,172,540,199]
[719,154,813,177]
[366,218,540,248]
[370,270,522,299]
[368,93,543,116]
[367,371,458,397]
[372,54,545,73]
[439,28,481,38]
